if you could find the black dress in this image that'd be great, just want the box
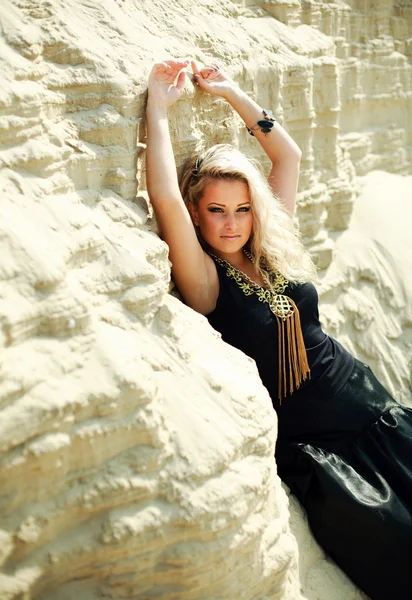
[207,259,412,600]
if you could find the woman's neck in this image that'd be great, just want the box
[208,248,265,287]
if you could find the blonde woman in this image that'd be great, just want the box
[146,58,412,599]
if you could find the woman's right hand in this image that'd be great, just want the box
[147,59,190,109]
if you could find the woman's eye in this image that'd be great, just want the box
[208,207,224,213]
[238,206,251,212]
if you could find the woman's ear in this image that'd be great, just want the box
[188,202,200,226]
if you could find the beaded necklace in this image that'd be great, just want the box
[208,249,310,402]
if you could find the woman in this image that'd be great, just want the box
[146,59,412,599]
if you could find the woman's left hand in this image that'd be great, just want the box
[191,60,237,100]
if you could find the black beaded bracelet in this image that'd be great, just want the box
[247,108,277,136]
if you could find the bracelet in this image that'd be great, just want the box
[247,108,277,136]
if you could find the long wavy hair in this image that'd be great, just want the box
[179,144,316,283]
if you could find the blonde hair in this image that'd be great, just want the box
[179,144,316,283]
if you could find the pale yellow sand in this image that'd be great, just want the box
[320,170,412,405]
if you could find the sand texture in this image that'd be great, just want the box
[0,0,411,598]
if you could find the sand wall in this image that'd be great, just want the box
[0,0,411,598]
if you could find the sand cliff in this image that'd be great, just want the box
[0,0,411,598]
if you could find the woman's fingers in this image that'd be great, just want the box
[192,71,212,91]
[152,59,189,75]
[190,59,228,95]
[202,66,215,78]
[206,68,222,81]
[178,59,224,76]
[198,64,223,83]
[160,58,190,69]
[191,60,201,76]
[175,69,186,91]
[191,60,207,88]
[191,60,220,78]
[151,59,190,85]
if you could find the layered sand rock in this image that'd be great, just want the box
[0,0,411,598]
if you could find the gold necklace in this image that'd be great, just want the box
[208,250,294,320]
[208,249,310,402]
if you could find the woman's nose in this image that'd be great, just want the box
[224,215,236,230]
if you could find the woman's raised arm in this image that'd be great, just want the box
[192,62,301,216]
[146,60,218,313]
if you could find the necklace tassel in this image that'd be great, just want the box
[277,298,310,403]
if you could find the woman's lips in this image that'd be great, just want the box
[220,235,240,240]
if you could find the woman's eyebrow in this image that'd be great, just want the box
[206,201,251,207]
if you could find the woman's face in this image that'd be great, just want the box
[190,179,253,259]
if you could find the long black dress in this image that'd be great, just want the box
[206,258,412,600]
